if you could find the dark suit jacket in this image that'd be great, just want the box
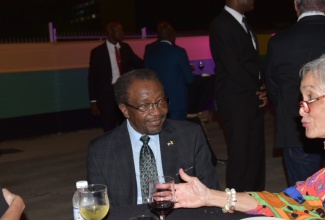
[88,41,144,105]
[265,15,325,149]
[87,119,219,206]
[144,40,160,59]
[210,9,263,98]
[145,42,194,115]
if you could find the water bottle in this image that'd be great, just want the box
[72,180,88,220]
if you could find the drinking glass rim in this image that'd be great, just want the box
[83,184,107,193]
[149,176,174,183]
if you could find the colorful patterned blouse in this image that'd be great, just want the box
[246,168,325,219]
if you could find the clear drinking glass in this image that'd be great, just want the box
[198,61,204,74]
[147,176,175,220]
[79,184,110,220]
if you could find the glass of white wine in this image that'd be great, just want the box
[79,184,110,220]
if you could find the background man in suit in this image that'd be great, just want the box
[87,69,219,207]
[265,0,325,185]
[209,0,267,191]
[145,25,194,120]
[88,22,144,132]
[144,21,173,58]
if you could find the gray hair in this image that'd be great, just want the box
[114,69,163,104]
[300,54,325,91]
[296,0,325,13]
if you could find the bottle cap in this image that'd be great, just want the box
[76,180,88,188]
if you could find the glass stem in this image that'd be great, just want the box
[160,215,166,220]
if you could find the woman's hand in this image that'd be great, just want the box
[174,168,210,208]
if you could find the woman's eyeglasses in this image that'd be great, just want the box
[299,95,325,113]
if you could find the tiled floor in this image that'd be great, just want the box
[0,109,287,220]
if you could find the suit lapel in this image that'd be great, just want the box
[159,120,179,180]
[223,10,258,52]
[114,122,138,204]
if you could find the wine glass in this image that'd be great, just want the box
[147,176,175,220]
[198,61,204,74]
[79,184,110,220]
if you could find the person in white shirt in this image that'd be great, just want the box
[88,22,144,132]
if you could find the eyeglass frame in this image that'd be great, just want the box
[124,97,170,113]
[299,94,325,113]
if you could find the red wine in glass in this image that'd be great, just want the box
[148,176,175,220]
[148,200,174,216]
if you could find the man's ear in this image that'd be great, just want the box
[294,0,300,17]
[119,104,129,118]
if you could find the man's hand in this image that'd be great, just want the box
[90,102,100,116]
[2,188,15,205]
[2,188,25,220]
[256,84,268,108]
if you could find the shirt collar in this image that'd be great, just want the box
[106,40,121,49]
[224,5,244,24]
[160,40,172,45]
[127,120,159,147]
[298,11,325,21]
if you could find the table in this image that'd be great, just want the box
[107,204,257,220]
[188,74,216,114]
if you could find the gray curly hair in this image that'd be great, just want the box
[295,0,325,14]
[300,54,325,91]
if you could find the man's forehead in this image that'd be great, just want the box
[129,80,163,96]
[131,79,161,87]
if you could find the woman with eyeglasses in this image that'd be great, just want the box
[174,54,325,219]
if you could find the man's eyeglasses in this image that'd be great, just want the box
[124,97,170,112]
[299,95,325,113]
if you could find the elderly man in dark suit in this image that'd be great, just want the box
[209,0,267,191]
[265,0,325,186]
[88,22,144,132]
[145,25,194,120]
[87,69,219,207]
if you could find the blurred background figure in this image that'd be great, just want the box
[144,21,174,58]
[265,0,325,185]
[145,24,194,120]
[88,22,144,132]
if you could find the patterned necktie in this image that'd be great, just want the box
[139,135,158,203]
[115,46,123,75]
[242,17,257,50]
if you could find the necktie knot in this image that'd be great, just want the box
[140,135,150,145]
